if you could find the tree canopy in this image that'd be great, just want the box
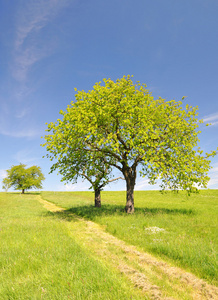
[43,75,217,213]
[2,164,45,194]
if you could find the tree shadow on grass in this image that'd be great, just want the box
[46,204,195,223]
[5,192,41,195]
[45,210,82,223]
[24,192,41,195]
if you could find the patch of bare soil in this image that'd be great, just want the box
[38,196,218,300]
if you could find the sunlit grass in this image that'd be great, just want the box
[0,193,145,299]
[42,190,218,285]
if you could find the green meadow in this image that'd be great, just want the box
[0,190,217,299]
[41,190,218,285]
[0,193,145,299]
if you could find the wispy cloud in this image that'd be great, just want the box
[208,163,218,187]
[0,99,43,138]
[208,174,218,187]
[58,181,91,192]
[0,127,42,138]
[135,179,150,190]
[0,0,71,139]
[15,107,30,119]
[13,149,39,164]
[13,0,70,83]
[0,170,7,179]
[135,178,159,190]
[203,112,218,126]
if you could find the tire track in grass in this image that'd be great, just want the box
[37,196,218,300]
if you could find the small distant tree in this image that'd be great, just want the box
[2,164,45,194]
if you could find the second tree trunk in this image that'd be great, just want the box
[94,188,101,207]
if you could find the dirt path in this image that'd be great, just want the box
[37,196,218,300]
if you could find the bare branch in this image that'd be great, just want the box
[108,176,125,183]
[79,172,94,186]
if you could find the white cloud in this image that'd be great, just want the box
[0,1,72,140]
[0,170,7,179]
[15,107,31,119]
[0,106,43,138]
[64,183,78,191]
[13,47,49,83]
[58,181,91,192]
[0,127,41,138]
[208,174,218,187]
[13,0,71,83]
[135,178,159,190]
[208,163,218,187]
[135,179,150,190]
[13,149,38,164]
[15,0,70,49]
[211,166,218,173]
[203,112,218,126]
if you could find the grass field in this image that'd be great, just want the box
[41,190,218,285]
[0,193,145,299]
[0,190,217,299]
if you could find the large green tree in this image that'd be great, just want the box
[43,76,217,213]
[2,164,45,194]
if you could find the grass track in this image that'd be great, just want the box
[39,196,218,299]
[0,193,145,299]
[41,190,218,285]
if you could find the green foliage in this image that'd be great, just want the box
[43,115,118,193]
[43,75,216,197]
[2,164,45,193]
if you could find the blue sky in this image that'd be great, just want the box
[0,0,218,192]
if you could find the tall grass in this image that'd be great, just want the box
[41,190,218,285]
[0,193,145,299]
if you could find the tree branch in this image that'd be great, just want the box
[108,176,125,183]
[84,141,122,161]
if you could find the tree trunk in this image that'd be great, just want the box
[94,188,101,207]
[124,168,136,213]
[22,189,25,194]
